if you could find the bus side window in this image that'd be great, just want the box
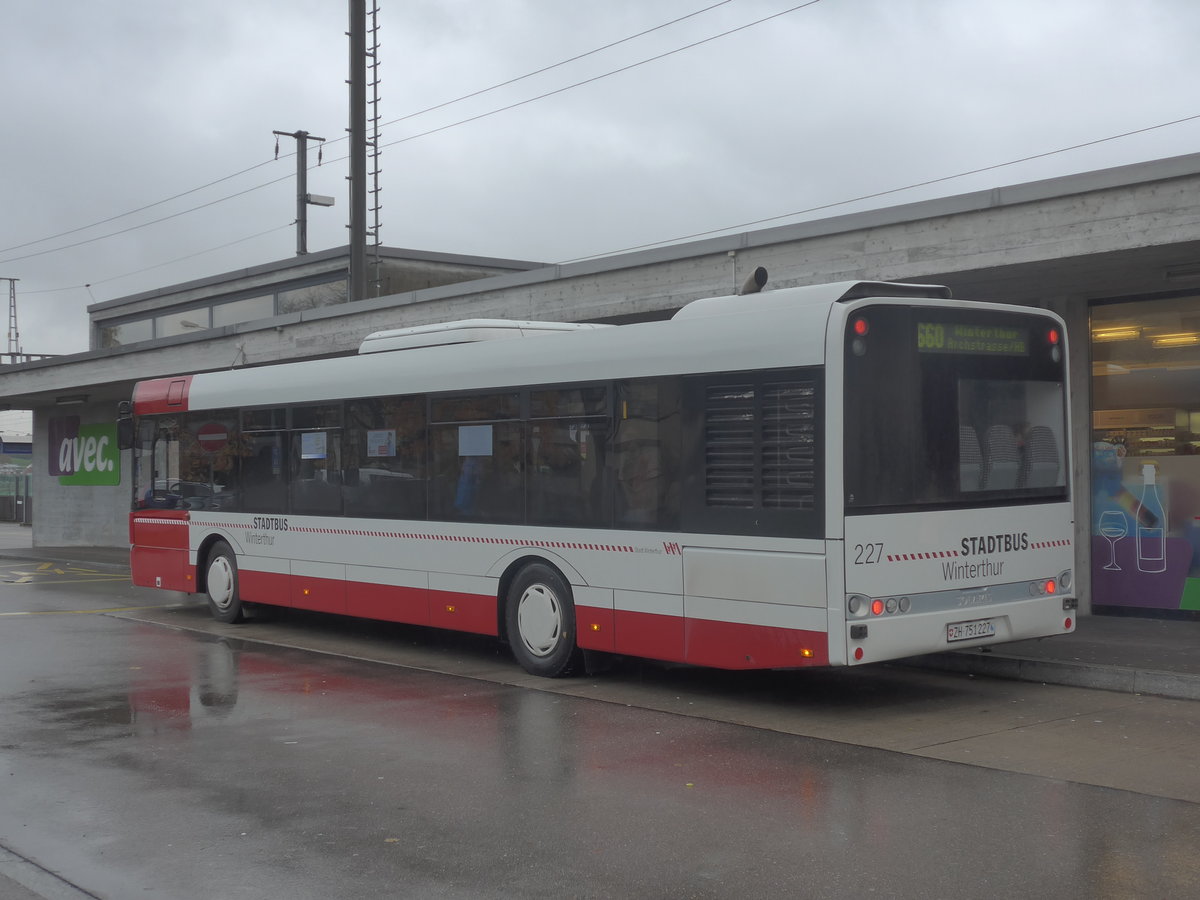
[290,430,343,516]
[135,416,182,509]
[242,432,287,513]
[429,393,523,524]
[613,379,681,530]
[528,385,610,527]
[344,396,427,520]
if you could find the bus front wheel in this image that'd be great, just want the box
[205,541,245,624]
[506,563,582,678]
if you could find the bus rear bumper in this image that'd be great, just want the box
[845,597,1075,666]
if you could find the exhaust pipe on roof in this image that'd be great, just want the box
[739,266,768,295]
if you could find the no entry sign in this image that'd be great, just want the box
[196,423,229,453]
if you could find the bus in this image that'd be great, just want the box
[121,278,1076,677]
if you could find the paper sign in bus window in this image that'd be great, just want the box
[459,424,493,457]
[300,431,328,460]
[367,429,396,458]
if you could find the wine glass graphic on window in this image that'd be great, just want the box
[1098,510,1128,571]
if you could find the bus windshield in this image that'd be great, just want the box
[843,305,1068,512]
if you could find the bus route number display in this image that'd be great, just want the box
[916,322,1029,356]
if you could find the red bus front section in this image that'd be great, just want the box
[130,511,195,593]
[132,375,192,415]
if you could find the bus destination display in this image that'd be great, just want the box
[916,322,1029,356]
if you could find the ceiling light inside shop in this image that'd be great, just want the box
[1091,326,1141,342]
[1151,332,1200,348]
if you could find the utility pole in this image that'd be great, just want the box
[273,130,333,256]
[2,278,19,363]
[347,0,368,303]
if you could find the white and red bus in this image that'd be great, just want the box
[121,278,1075,677]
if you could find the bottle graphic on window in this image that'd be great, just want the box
[1136,463,1166,574]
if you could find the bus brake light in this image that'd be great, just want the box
[1045,580,1057,594]
[870,599,885,616]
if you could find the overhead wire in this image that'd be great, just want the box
[560,111,1200,262]
[7,1,1200,294]
[20,222,295,296]
[0,0,750,265]
[371,0,824,153]
[0,156,285,258]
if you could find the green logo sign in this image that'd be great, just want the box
[55,422,120,486]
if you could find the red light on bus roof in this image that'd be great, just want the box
[1047,328,1060,345]
[853,317,869,336]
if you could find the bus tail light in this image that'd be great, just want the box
[871,599,885,616]
[1044,579,1056,594]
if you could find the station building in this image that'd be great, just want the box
[3,152,1200,620]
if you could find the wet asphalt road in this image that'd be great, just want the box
[1,559,1198,899]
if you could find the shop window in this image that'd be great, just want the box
[1090,294,1200,614]
[277,279,347,314]
[100,318,152,348]
[155,309,211,338]
[213,294,274,327]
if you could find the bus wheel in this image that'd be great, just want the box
[506,563,582,678]
[205,541,244,624]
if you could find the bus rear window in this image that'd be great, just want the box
[844,306,1068,512]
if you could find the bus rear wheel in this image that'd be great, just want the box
[506,563,582,678]
[205,541,245,624]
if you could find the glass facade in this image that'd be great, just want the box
[97,278,347,348]
[1090,294,1200,614]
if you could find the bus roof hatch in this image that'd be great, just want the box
[358,319,611,354]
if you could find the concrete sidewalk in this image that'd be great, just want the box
[1,522,1197,700]
[910,614,1200,701]
[0,523,129,570]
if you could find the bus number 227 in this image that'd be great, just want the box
[853,543,885,565]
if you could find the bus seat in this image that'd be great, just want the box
[959,426,982,492]
[982,425,1020,490]
[1021,425,1060,488]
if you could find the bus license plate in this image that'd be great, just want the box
[947,618,997,643]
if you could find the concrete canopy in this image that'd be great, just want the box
[3,151,1200,414]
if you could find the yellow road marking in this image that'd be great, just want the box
[4,570,129,585]
[0,603,184,617]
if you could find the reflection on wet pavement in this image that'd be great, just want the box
[1,617,1197,899]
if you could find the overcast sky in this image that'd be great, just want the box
[3,0,1200,369]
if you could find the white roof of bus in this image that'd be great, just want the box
[183,281,949,411]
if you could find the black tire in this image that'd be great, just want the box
[204,541,245,624]
[505,563,582,678]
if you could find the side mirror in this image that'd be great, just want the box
[117,418,135,451]
[117,401,135,451]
